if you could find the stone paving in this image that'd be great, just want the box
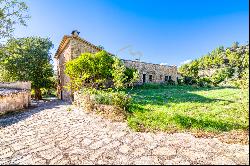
[0,100,249,165]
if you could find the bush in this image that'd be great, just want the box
[65,51,139,92]
[183,76,197,85]
[177,77,184,85]
[79,88,131,109]
[197,77,212,87]
[166,79,175,85]
[74,88,131,121]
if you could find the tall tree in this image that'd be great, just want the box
[0,37,54,99]
[0,0,29,38]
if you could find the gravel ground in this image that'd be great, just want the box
[0,100,249,165]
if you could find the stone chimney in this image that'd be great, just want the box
[71,30,80,37]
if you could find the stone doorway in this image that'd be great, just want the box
[143,74,146,83]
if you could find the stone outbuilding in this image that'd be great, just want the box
[0,81,31,115]
[54,31,177,100]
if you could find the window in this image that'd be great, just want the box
[165,76,168,81]
[149,75,153,82]
[169,76,172,80]
[160,75,163,80]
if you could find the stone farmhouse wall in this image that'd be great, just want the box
[55,34,177,100]
[57,42,72,101]
[123,60,177,83]
[56,37,102,101]
[0,82,31,115]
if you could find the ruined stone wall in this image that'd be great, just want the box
[0,82,31,115]
[123,60,177,83]
[0,91,30,115]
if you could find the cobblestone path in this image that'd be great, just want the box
[0,100,249,165]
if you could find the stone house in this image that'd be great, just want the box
[54,31,177,100]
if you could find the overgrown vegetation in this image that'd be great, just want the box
[74,88,131,121]
[178,42,249,89]
[66,51,139,119]
[126,84,249,133]
[65,51,139,93]
[77,88,131,110]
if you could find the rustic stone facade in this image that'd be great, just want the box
[55,32,177,100]
[123,60,177,83]
[0,82,31,115]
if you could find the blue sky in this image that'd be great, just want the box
[14,0,249,68]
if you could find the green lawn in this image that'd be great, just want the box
[125,84,249,133]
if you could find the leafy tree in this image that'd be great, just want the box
[124,67,139,87]
[225,49,246,78]
[65,51,139,93]
[0,37,54,99]
[211,68,232,86]
[242,49,249,69]
[0,0,30,38]
[65,51,114,91]
[112,57,127,89]
[97,45,104,50]
[178,43,249,87]
[188,60,199,78]
[232,41,239,50]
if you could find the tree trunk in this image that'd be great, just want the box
[34,88,42,100]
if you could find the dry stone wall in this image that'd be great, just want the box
[0,81,31,90]
[0,82,31,115]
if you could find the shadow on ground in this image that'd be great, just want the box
[126,85,247,132]
[127,85,236,106]
[172,114,248,132]
[0,99,70,128]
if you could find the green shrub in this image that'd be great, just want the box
[178,43,249,89]
[197,77,212,87]
[65,51,139,92]
[166,79,175,85]
[79,88,131,110]
[74,88,132,121]
[211,68,232,86]
[111,91,131,110]
[183,76,197,85]
[177,77,184,85]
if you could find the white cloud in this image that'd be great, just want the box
[160,63,168,65]
[180,59,192,65]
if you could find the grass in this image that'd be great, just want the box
[125,84,249,133]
